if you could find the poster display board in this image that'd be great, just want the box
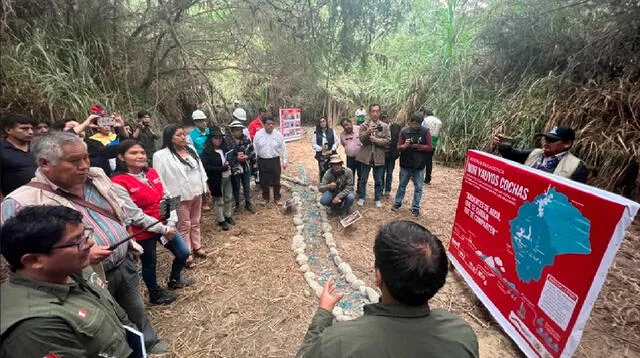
[280,108,302,142]
[448,150,639,358]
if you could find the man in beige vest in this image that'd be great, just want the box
[493,126,588,183]
[0,131,168,354]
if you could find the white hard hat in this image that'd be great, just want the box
[355,109,366,116]
[232,108,247,121]
[192,110,207,121]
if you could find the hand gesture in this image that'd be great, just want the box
[165,227,177,240]
[89,245,113,264]
[112,113,124,128]
[331,196,342,204]
[367,126,376,134]
[319,278,344,312]
[327,182,337,190]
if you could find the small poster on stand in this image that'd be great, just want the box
[279,108,302,142]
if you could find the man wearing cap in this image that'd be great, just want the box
[355,106,367,125]
[318,155,355,215]
[493,126,588,183]
[228,119,256,213]
[188,110,210,156]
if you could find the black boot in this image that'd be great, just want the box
[218,221,230,231]
[149,288,177,305]
[225,216,235,225]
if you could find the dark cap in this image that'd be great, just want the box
[209,126,224,137]
[536,126,575,142]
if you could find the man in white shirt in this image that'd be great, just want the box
[421,108,442,185]
[253,116,288,205]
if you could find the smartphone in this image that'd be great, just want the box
[97,117,115,126]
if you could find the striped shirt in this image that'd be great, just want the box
[1,179,129,272]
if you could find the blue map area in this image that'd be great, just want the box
[509,187,591,283]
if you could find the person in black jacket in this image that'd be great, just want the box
[392,113,433,216]
[381,111,402,197]
[201,127,235,230]
[311,116,339,181]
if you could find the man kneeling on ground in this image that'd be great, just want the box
[318,154,355,215]
[297,220,479,358]
[0,206,134,357]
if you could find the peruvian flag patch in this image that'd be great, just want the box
[77,308,87,319]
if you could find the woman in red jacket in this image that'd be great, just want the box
[112,140,194,305]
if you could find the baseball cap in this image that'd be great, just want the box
[536,126,575,142]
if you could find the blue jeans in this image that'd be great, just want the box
[231,170,252,205]
[139,233,191,291]
[394,167,426,211]
[382,156,397,193]
[359,164,385,201]
[320,191,356,214]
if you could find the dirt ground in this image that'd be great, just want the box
[144,126,640,357]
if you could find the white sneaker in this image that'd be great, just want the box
[374,201,382,208]
[357,199,365,206]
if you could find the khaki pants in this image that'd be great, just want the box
[214,176,233,222]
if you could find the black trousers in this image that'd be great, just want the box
[424,150,435,183]
[346,156,360,187]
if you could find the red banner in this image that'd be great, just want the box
[448,150,639,358]
[279,108,302,142]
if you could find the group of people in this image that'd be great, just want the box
[0,100,589,357]
[314,105,442,217]
[0,106,291,356]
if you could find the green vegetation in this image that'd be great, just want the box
[1,0,638,198]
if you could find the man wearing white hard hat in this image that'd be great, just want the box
[232,108,251,139]
[188,110,210,156]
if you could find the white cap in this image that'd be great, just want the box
[192,110,207,121]
[232,108,247,121]
[355,109,366,116]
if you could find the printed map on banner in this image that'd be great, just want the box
[280,108,302,142]
[448,150,639,358]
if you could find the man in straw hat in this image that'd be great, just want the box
[318,154,355,215]
[228,119,256,213]
[492,126,588,183]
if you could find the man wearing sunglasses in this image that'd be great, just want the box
[0,206,134,357]
[493,126,588,183]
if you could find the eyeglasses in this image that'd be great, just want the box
[52,227,94,251]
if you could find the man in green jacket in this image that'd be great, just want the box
[297,220,479,358]
[0,206,134,358]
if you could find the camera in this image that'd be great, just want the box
[376,125,383,132]
[408,136,422,144]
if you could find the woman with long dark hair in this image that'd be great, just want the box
[201,127,235,230]
[311,116,339,181]
[153,125,209,267]
[112,140,194,304]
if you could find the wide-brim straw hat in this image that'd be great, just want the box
[329,154,343,164]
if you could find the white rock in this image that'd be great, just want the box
[308,185,319,192]
[303,289,311,298]
[296,254,309,265]
[338,262,352,275]
[333,255,343,266]
[374,287,382,295]
[332,306,344,317]
[299,264,309,273]
[351,279,365,290]
[293,217,304,226]
[326,240,337,248]
[366,287,380,303]
[336,314,349,322]
[359,286,367,295]
[322,233,333,240]
[303,272,316,281]
[314,286,323,298]
[316,193,323,201]
[344,272,357,283]
[293,247,305,255]
[328,247,339,257]
[296,224,304,231]
[322,223,332,233]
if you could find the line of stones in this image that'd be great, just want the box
[281,175,380,321]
